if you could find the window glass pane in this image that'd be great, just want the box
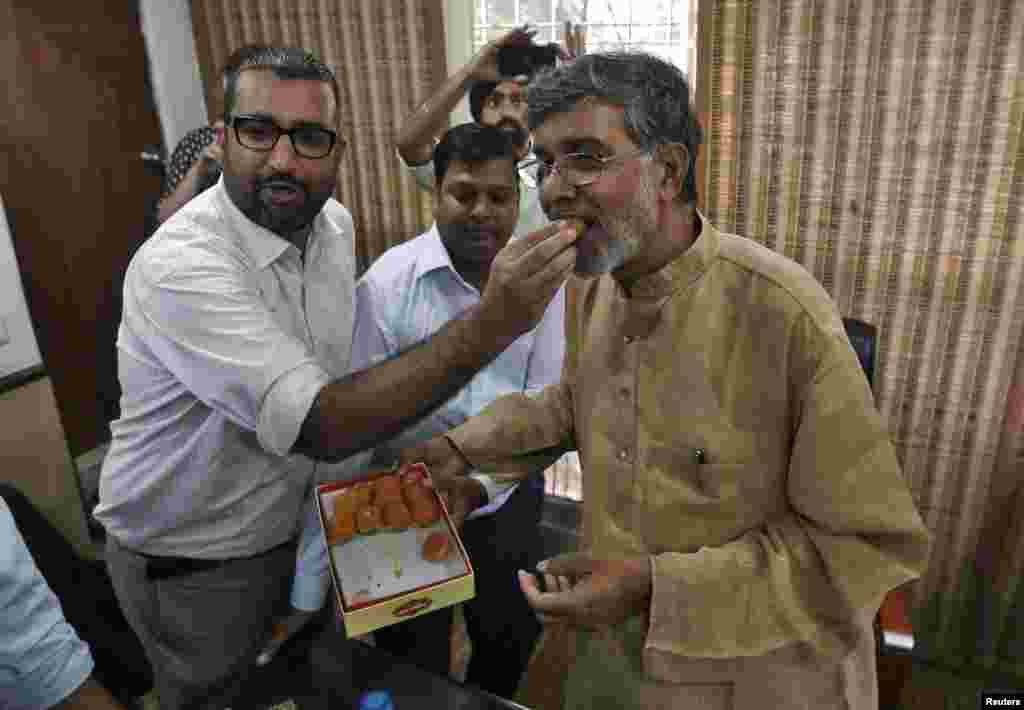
[483,0,516,27]
[521,0,552,25]
[475,0,691,72]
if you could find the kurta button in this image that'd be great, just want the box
[618,449,632,462]
[624,335,634,344]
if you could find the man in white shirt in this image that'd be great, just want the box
[95,46,579,710]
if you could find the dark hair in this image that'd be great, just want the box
[433,123,519,186]
[468,44,557,123]
[222,45,340,122]
[526,52,703,204]
[468,80,500,124]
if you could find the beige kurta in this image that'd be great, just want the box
[447,213,931,709]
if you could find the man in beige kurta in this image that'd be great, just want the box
[403,51,931,710]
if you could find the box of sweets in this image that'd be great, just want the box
[315,462,474,637]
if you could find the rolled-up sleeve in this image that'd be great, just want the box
[396,148,437,192]
[131,248,330,457]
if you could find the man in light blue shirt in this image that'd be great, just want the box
[0,498,126,709]
[267,123,565,697]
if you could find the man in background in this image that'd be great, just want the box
[155,46,268,225]
[155,121,223,224]
[395,23,584,240]
[96,45,577,709]
[404,51,931,709]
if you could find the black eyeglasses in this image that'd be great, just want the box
[227,113,340,159]
[521,149,650,187]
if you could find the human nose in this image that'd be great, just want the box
[539,162,576,199]
[469,196,492,220]
[267,131,299,171]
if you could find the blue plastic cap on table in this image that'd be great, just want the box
[358,690,395,710]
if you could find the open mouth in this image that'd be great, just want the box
[260,182,305,208]
[562,218,619,275]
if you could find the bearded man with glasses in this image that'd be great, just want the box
[96,45,579,710]
[403,51,930,710]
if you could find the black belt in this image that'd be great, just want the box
[141,538,294,581]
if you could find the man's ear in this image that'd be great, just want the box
[654,143,689,201]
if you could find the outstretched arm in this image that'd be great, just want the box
[294,221,579,462]
[395,26,536,165]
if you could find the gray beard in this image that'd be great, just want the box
[573,221,635,276]
[574,235,631,275]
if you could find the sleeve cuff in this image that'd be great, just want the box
[395,148,437,191]
[33,639,94,710]
[258,363,331,457]
[466,474,518,519]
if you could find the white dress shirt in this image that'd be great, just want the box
[94,180,356,559]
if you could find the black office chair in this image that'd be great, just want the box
[842,317,878,396]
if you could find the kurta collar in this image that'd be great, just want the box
[618,209,719,301]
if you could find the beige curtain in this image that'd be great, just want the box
[190,0,446,274]
[696,0,1024,674]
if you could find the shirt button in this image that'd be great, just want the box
[624,335,634,344]
[618,449,632,463]
[620,386,631,398]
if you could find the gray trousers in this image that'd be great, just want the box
[105,534,296,710]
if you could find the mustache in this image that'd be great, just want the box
[496,121,528,143]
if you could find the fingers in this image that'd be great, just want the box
[507,220,581,275]
[538,553,595,579]
[498,220,566,258]
[518,240,576,297]
[518,569,579,619]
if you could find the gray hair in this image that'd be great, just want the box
[526,52,703,204]
[222,45,340,121]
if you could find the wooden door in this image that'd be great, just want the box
[0,1,164,456]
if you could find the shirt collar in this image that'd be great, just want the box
[213,179,306,270]
[412,224,460,283]
[618,209,719,301]
[517,152,537,189]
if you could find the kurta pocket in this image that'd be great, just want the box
[642,462,760,552]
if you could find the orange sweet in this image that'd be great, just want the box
[352,482,374,507]
[328,509,356,545]
[408,494,441,527]
[421,531,453,562]
[331,490,358,516]
[382,501,412,531]
[373,474,403,505]
[356,504,382,534]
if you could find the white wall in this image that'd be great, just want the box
[140,0,208,153]
[0,193,43,379]
[444,0,475,126]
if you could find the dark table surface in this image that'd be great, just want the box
[228,610,531,710]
